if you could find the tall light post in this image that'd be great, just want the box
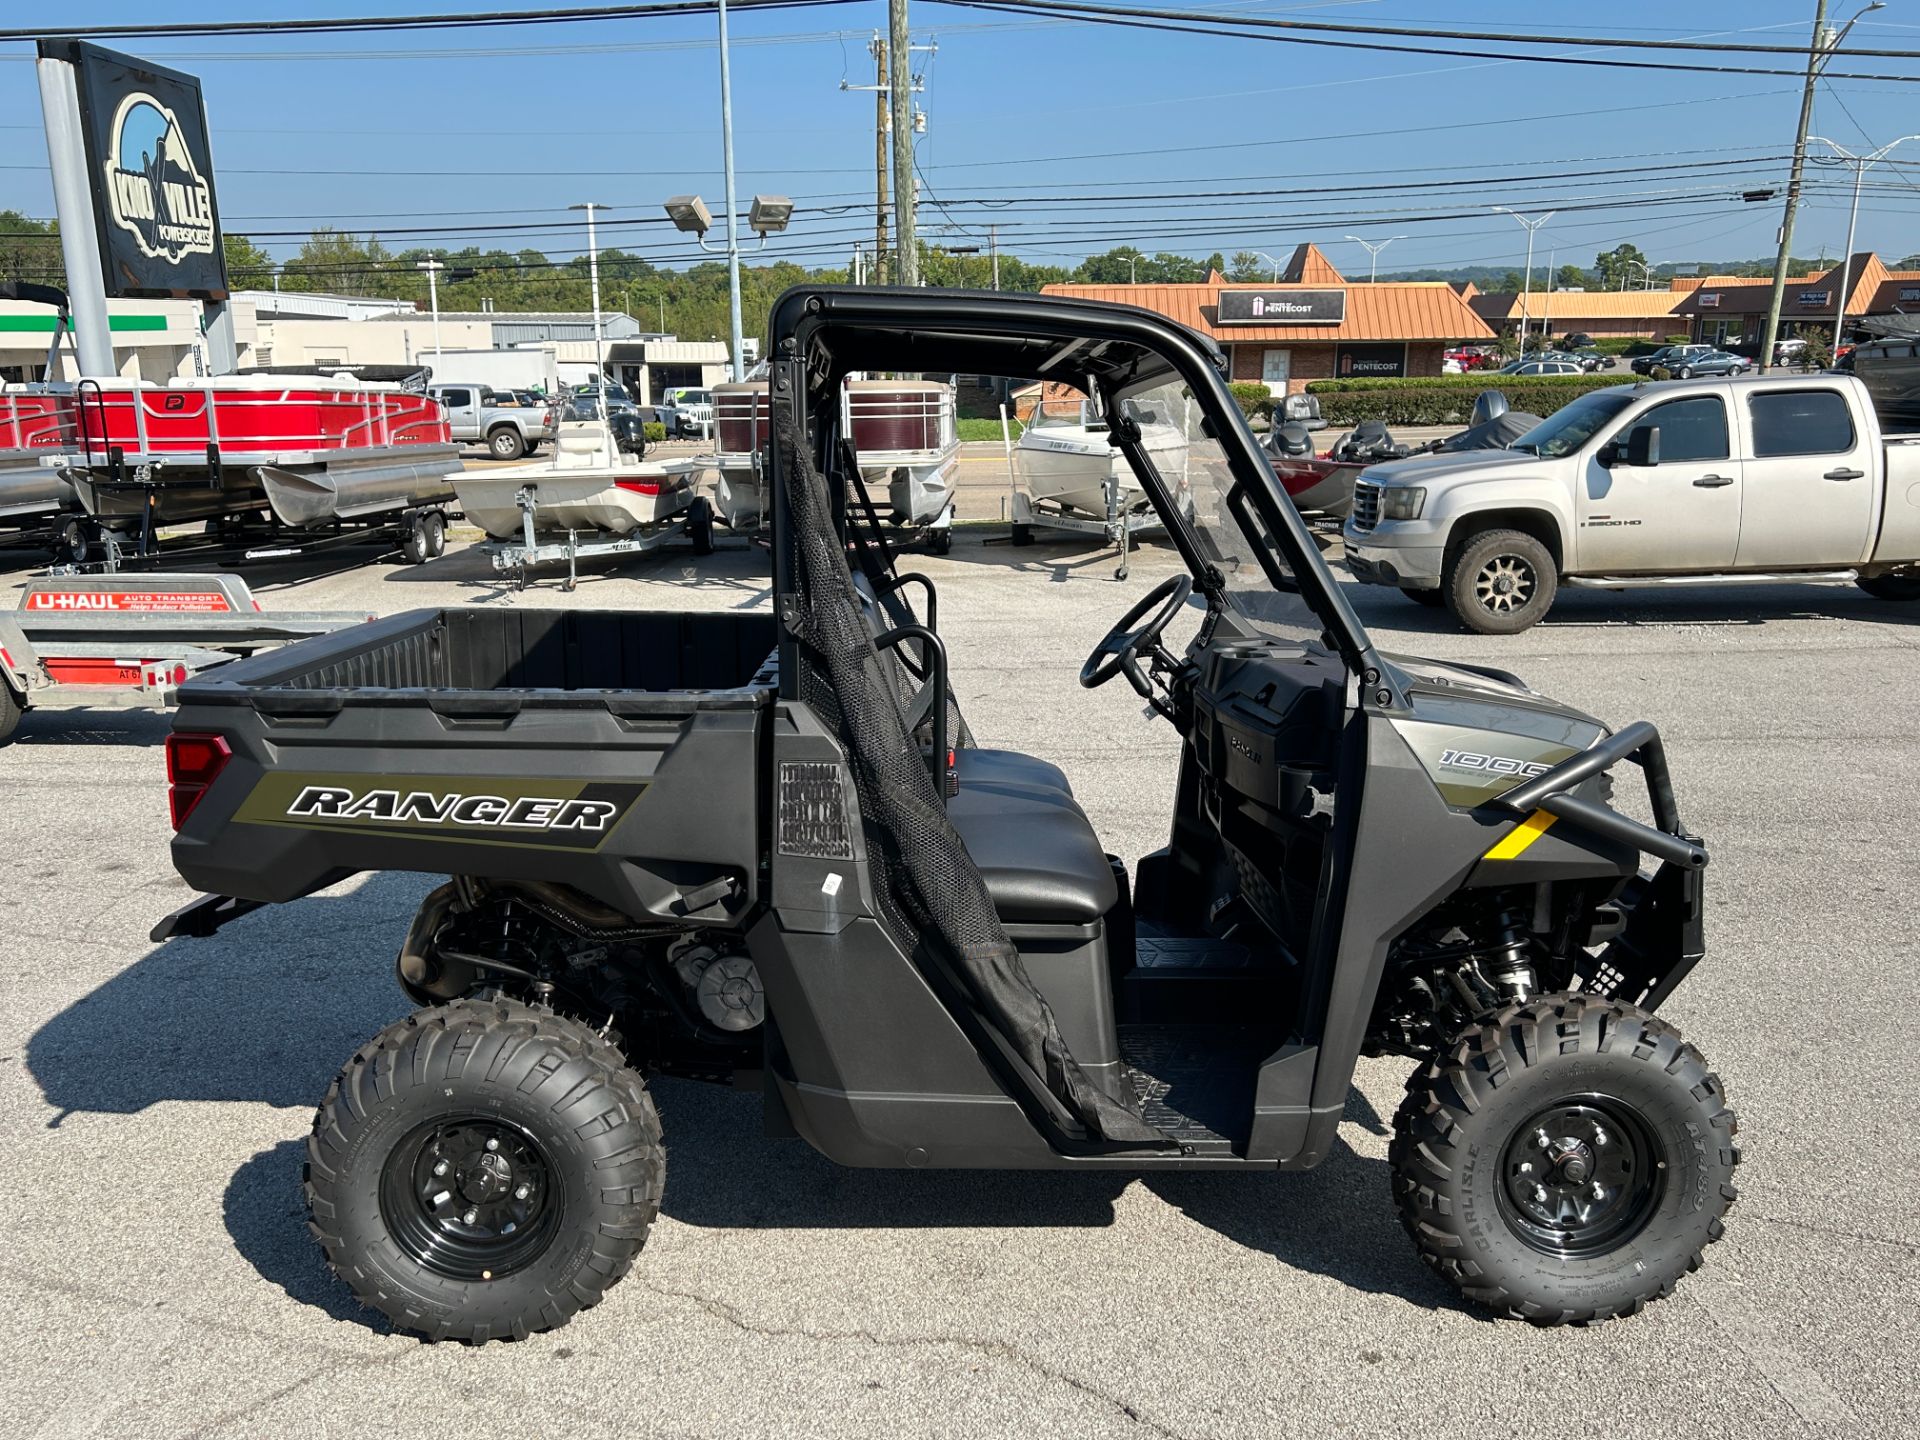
[1760,1,1884,370]
[667,193,794,378]
[1494,207,1555,353]
[715,0,748,381]
[1250,250,1283,282]
[1808,133,1920,354]
[1345,234,1406,283]
[1621,258,1653,291]
[416,254,444,363]
[567,205,607,419]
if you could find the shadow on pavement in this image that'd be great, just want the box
[225,1139,393,1332]
[25,872,425,1123]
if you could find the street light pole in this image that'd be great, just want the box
[717,0,748,381]
[1808,133,1920,355]
[416,255,444,362]
[1495,208,1555,353]
[1760,1,1884,371]
[1345,234,1407,283]
[1251,250,1282,282]
[568,205,607,422]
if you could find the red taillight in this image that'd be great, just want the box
[613,478,662,496]
[165,731,231,831]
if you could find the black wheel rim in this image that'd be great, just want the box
[1496,1095,1665,1258]
[379,1115,561,1281]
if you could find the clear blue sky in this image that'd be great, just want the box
[4,1,1918,277]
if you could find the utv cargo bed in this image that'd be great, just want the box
[167,607,778,923]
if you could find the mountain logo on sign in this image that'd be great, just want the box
[103,92,215,264]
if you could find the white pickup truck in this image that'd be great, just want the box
[1342,372,1920,632]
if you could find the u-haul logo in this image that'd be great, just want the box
[289,785,618,832]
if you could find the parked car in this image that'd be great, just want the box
[657,386,716,437]
[428,383,556,461]
[1498,358,1584,376]
[1562,332,1597,351]
[1444,345,1496,372]
[1652,345,1749,379]
[1343,371,1920,632]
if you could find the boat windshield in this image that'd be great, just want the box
[1514,388,1637,457]
[1122,378,1324,646]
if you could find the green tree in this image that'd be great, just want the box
[1203,251,1227,278]
[0,209,63,288]
[1228,251,1270,282]
[1553,263,1589,290]
[1593,243,1648,289]
[222,233,274,289]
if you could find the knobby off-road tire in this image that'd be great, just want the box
[1445,527,1558,635]
[305,997,665,1342]
[1390,994,1738,1325]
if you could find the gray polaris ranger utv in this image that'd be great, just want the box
[155,289,1736,1340]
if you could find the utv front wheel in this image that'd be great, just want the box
[1390,994,1737,1325]
[1445,528,1557,634]
[305,997,665,1341]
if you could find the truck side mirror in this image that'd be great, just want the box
[1625,425,1660,468]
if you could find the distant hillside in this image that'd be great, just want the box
[1376,255,1910,287]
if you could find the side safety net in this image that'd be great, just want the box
[778,407,1164,1145]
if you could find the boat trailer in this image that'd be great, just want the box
[0,572,374,744]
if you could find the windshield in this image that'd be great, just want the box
[1512,388,1637,458]
[1121,378,1324,646]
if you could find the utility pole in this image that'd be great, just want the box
[989,223,999,290]
[889,0,917,286]
[872,34,890,284]
[568,204,607,419]
[1760,3,1883,369]
[417,255,444,362]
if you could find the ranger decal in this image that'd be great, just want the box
[234,772,644,851]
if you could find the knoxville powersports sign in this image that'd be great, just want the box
[39,39,229,297]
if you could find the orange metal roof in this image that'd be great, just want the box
[1469,289,1691,322]
[1281,242,1345,285]
[1673,254,1892,317]
[1039,280,1494,342]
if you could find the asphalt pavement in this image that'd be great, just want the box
[1,522,1915,1438]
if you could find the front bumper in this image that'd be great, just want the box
[1342,524,1446,589]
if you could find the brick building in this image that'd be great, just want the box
[1041,243,1493,396]
[1669,254,1920,345]
[1468,283,1696,341]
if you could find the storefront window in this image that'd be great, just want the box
[1261,348,1291,394]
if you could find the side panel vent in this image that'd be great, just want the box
[778,761,853,859]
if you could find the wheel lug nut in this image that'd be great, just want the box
[514,1184,530,1200]
[1592,1127,1609,1147]
[1590,1183,1606,1201]
[1533,1184,1548,1203]
[1534,1129,1551,1149]
[433,1160,449,1177]
[1518,1162,1533,1175]
[463,1208,478,1225]
[485,1138,500,1152]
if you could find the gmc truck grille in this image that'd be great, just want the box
[1350,480,1380,532]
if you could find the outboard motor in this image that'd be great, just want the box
[1469,390,1510,426]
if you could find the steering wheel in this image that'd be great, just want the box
[1079,574,1193,719]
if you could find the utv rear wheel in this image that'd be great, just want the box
[1445,528,1557,634]
[304,997,665,1341]
[1390,994,1737,1325]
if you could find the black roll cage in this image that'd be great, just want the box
[765,286,1404,711]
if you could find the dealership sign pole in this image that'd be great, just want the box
[33,40,233,378]
[34,52,115,378]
